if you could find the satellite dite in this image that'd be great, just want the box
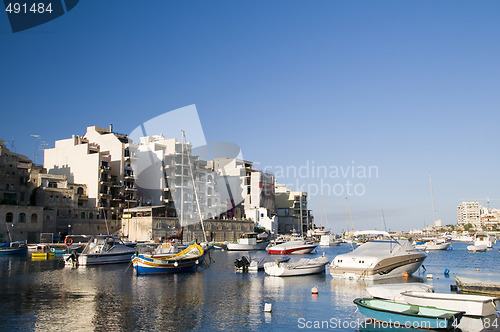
[128,104,246,227]
[4,0,80,33]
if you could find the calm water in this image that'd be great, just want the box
[1,242,499,331]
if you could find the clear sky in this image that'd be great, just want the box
[1,1,500,232]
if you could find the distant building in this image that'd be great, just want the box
[457,201,486,226]
[275,183,313,234]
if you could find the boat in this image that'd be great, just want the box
[226,233,269,251]
[474,233,494,248]
[455,276,500,295]
[132,243,205,275]
[354,298,465,330]
[0,241,28,256]
[64,235,136,266]
[467,244,488,252]
[233,255,290,271]
[212,242,227,250]
[263,254,330,277]
[366,283,434,302]
[415,239,451,251]
[401,291,500,317]
[31,252,55,260]
[319,234,341,247]
[329,239,427,280]
[266,240,317,255]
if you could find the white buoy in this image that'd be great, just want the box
[426,274,433,279]
[264,303,272,312]
[311,285,319,294]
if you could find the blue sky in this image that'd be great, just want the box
[1,1,500,231]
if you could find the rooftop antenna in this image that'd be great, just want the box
[10,137,15,152]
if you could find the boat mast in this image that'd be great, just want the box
[429,173,437,225]
[183,130,208,243]
[181,130,184,229]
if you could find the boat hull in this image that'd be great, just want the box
[330,254,425,280]
[354,298,464,330]
[366,283,434,302]
[264,257,329,277]
[0,246,28,256]
[132,244,204,275]
[78,252,135,266]
[455,276,500,295]
[227,241,269,251]
[267,242,317,255]
[402,291,500,317]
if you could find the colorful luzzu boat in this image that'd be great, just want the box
[132,243,204,275]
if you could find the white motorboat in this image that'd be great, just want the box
[227,233,269,251]
[65,235,136,266]
[329,239,427,280]
[366,283,434,302]
[266,240,317,255]
[419,239,451,251]
[474,233,494,248]
[467,244,488,252]
[264,255,330,277]
[401,291,500,317]
[319,234,342,247]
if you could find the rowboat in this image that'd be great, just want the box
[354,298,465,330]
[455,276,500,295]
[263,255,329,277]
[132,243,204,275]
[401,291,500,317]
[366,283,434,302]
[233,255,290,271]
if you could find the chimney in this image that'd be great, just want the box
[109,124,113,133]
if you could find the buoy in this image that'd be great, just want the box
[476,268,480,271]
[264,303,272,312]
[311,285,319,294]
[444,269,450,275]
[403,272,409,278]
[426,274,433,279]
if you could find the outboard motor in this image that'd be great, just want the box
[234,256,250,270]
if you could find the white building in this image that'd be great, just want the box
[457,201,484,226]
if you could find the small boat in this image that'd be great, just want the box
[227,233,269,251]
[65,235,136,266]
[212,242,227,250]
[266,240,317,255]
[132,243,204,275]
[366,283,434,302]
[467,244,488,252]
[0,241,28,256]
[455,276,500,295]
[234,255,290,271]
[263,255,329,277]
[401,291,500,317]
[330,239,427,280]
[415,239,450,251]
[354,298,465,330]
[474,232,494,248]
[319,234,341,246]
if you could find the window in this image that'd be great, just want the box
[31,213,37,223]
[20,192,25,202]
[62,196,67,203]
[89,212,93,219]
[81,212,86,219]
[18,213,26,223]
[49,195,54,203]
[77,187,84,195]
[55,196,60,203]
[6,212,13,223]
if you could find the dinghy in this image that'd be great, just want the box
[264,255,329,277]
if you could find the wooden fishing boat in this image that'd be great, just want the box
[401,291,500,317]
[354,298,465,330]
[132,243,204,275]
[455,276,500,295]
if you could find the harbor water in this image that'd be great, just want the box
[1,242,499,331]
